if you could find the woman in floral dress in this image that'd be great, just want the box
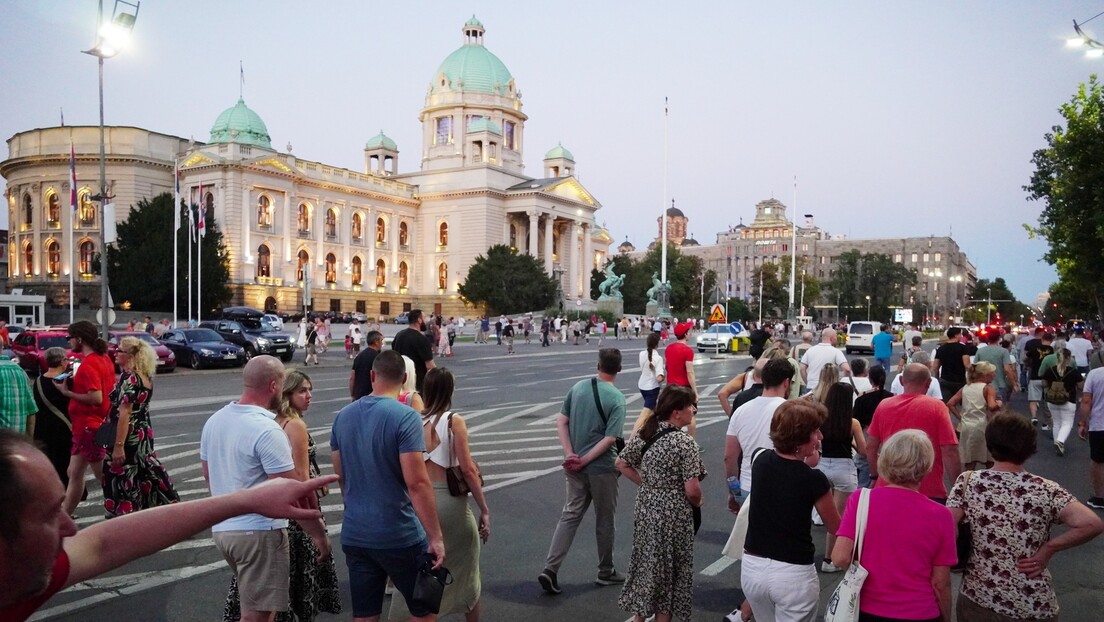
[101,336,179,516]
[616,385,705,622]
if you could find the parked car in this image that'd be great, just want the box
[262,313,284,332]
[845,321,881,354]
[696,324,739,353]
[107,331,176,373]
[394,312,410,324]
[199,319,294,362]
[10,329,74,376]
[159,328,246,370]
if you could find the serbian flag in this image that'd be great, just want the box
[197,183,206,238]
[68,143,77,211]
[173,162,181,232]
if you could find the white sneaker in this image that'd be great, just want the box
[820,560,844,573]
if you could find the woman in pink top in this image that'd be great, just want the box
[831,429,956,621]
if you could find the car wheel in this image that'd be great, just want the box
[845,347,853,354]
[280,352,293,363]
[244,345,256,360]
[190,353,203,370]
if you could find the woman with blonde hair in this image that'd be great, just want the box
[1043,347,1083,456]
[805,363,844,404]
[948,361,1001,470]
[101,336,179,517]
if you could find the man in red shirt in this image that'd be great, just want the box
[665,321,698,437]
[866,363,961,501]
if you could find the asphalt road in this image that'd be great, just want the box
[30,334,1104,621]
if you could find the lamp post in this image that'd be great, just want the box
[866,295,871,321]
[83,0,139,339]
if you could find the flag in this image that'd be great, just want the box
[68,143,77,212]
[197,183,206,238]
[173,162,181,232]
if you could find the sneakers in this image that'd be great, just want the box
[538,569,562,595]
[819,560,843,573]
[1055,441,1065,457]
[1032,418,1039,426]
[1041,424,1052,431]
[595,570,626,586]
[1087,497,1104,510]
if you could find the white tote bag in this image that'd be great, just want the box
[720,448,769,560]
[824,487,871,622]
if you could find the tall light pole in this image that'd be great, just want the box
[866,295,871,321]
[83,0,139,339]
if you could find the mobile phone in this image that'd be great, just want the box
[53,371,72,382]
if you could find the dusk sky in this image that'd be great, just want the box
[3,1,1100,304]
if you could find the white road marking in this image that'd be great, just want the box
[700,555,738,576]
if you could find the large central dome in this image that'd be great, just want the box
[430,16,514,96]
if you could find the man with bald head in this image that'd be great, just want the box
[800,327,852,391]
[201,355,330,622]
[866,363,961,502]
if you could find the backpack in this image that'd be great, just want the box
[1044,368,1071,404]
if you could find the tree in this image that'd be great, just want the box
[825,250,916,322]
[749,263,788,319]
[1026,75,1104,319]
[967,277,1032,325]
[458,244,556,314]
[777,257,822,316]
[106,193,231,315]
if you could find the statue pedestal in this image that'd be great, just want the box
[597,298,624,318]
[646,302,659,318]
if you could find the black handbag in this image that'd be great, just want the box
[94,418,119,448]
[445,413,484,497]
[953,471,975,571]
[410,553,453,614]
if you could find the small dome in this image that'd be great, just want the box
[682,238,701,247]
[666,206,685,218]
[465,15,484,29]
[468,118,502,135]
[365,130,398,151]
[431,19,514,95]
[544,142,574,161]
[618,239,635,250]
[209,98,272,149]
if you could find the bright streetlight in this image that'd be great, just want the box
[1069,13,1104,58]
[866,295,871,321]
[83,0,139,339]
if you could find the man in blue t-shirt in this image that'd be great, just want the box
[331,350,444,620]
[871,323,895,371]
[538,348,627,595]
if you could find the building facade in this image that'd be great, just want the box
[1,17,611,320]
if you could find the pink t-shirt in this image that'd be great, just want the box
[868,394,958,498]
[837,487,957,619]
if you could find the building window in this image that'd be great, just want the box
[351,256,362,285]
[325,208,337,239]
[911,253,918,262]
[376,217,386,243]
[257,245,271,277]
[922,252,928,262]
[435,116,453,145]
[380,301,390,316]
[257,195,272,228]
[297,250,309,281]
[439,222,448,247]
[934,252,942,261]
[78,240,94,275]
[894,253,902,262]
[933,281,939,292]
[438,262,448,290]
[79,191,95,227]
[23,242,33,275]
[509,224,517,248]
[46,240,60,275]
[399,221,409,246]
[504,121,515,150]
[399,261,409,288]
[22,194,32,229]
[375,259,387,287]
[46,192,60,227]
[297,203,311,235]
[352,212,363,241]
[325,253,337,283]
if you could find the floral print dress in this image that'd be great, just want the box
[101,371,179,516]
[617,422,706,621]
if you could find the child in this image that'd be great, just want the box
[947,361,1001,470]
[345,334,353,359]
[898,335,924,372]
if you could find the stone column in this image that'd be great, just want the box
[543,214,554,274]
[581,222,592,298]
[567,220,579,298]
[528,210,539,257]
[341,203,350,272]
[503,216,511,247]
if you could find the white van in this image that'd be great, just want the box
[846,321,880,354]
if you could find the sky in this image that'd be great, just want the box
[2,1,1100,303]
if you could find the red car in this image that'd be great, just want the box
[107,331,177,373]
[10,329,75,376]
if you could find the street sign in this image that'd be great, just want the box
[708,303,726,324]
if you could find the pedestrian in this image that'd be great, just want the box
[1043,347,1082,456]
[1069,328,1094,375]
[1079,363,1104,509]
[898,335,924,372]
[947,361,1001,470]
[317,319,330,353]
[616,385,705,622]
[1024,329,1055,427]
[392,309,436,392]
[631,333,665,434]
[330,350,446,621]
[447,318,457,351]
[664,322,697,438]
[871,323,894,371]
[494,317,503,345]
[349,330,385,401]
[538,348,627,595]
[437,316,453,358]
[559,316,569,344]
[523,316,532,344]
[480,315,490,344]
[0,353,35,434]
[502,319,515,354]
[296,317,309,350]
[348,321,363,359]
[345,334,353,358]
[799,328,852,393]
[809,381,867,573]
[571,319,581,345]
[31,347,73,486]
[200,356,331,622]
[541,317,551,347]
[304,321,320,365]
[932,327,974,404]
[852,365,893,488]
[748,324,772,360]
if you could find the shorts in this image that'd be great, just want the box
[71,426,107,461]
[640,387,660,410]
[1090,431,1104,464]
[815,457,858,493]
[214,529,290,613]
[1028,379,1044,402]
[343,541,432,618]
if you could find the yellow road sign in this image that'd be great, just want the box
[709,304,726,324]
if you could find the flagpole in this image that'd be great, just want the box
[187,190,193,326]
[660,97,668,288]
[68,142,76,324]
[197,184,203,323]
[788,175,797,320]
[172,158,179,329]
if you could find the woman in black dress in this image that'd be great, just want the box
[31,347,72,486]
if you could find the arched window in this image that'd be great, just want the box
[399,221,409,246]
[352,212,363,241]
[438,222,449,247]
[351,256,362,285]
[79,191,95,226]
[46,240,60,275]
[257,245,271,277]
[22,242,33,275]
[79,240,94,275]
[204,191,214,212]
[297,203,311,235]
[325,253,337,283]
[257,195,272,228]
[399,261,408,288]
[325,209,337,238]
[375,259,387,287]
[438,262,448,290]
[46,192,60,226]
[376,217,386,243]
[22,194,32,229]
[297,249,309,281]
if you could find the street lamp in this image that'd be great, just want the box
[866,295,871,321]
[1070,13,1104,58]
[83,0,139,340]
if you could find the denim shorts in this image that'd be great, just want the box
[640,387,660,410]
[815,457,858,493]
[343,541,431,617]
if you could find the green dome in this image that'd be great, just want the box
[468,118,501,135]
[430,19,514,95]
[209,98,272,149]
[545,142,574,161]
[365,130,397,151]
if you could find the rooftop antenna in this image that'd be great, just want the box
[239,60,244,98]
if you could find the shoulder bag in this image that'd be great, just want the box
[94,416,119,448]
[445,413,484,497]
[721,447,770,560]
[591,378,626,452]
[953,470,975,571]
[824,487,871,622]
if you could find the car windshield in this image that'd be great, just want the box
[183,329,223,343]
[39,336,70,349]
[708,325,730,334]
[116,332,159,345]
[236,318,267,331]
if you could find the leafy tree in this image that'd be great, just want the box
[777,257,823,316]
[825,250,916,322]
[1026,75,1104,319]
[458,244,556,314]
[749,263,788,319]
[966,277,1032,325]
[106,193,231,315]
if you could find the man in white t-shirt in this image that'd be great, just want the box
[1078,366,1104,508]
[724,358,792,510]
[800,328,852,390]
[889,351,943,399]
[903,324,922,351]
[1069,329,1094,374]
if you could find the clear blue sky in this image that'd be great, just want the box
[3,1,1099,303]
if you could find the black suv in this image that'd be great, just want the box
[199,316,294,362]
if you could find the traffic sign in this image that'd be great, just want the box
[708,303,726,324]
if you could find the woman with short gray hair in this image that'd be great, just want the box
[32,346,73,485]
